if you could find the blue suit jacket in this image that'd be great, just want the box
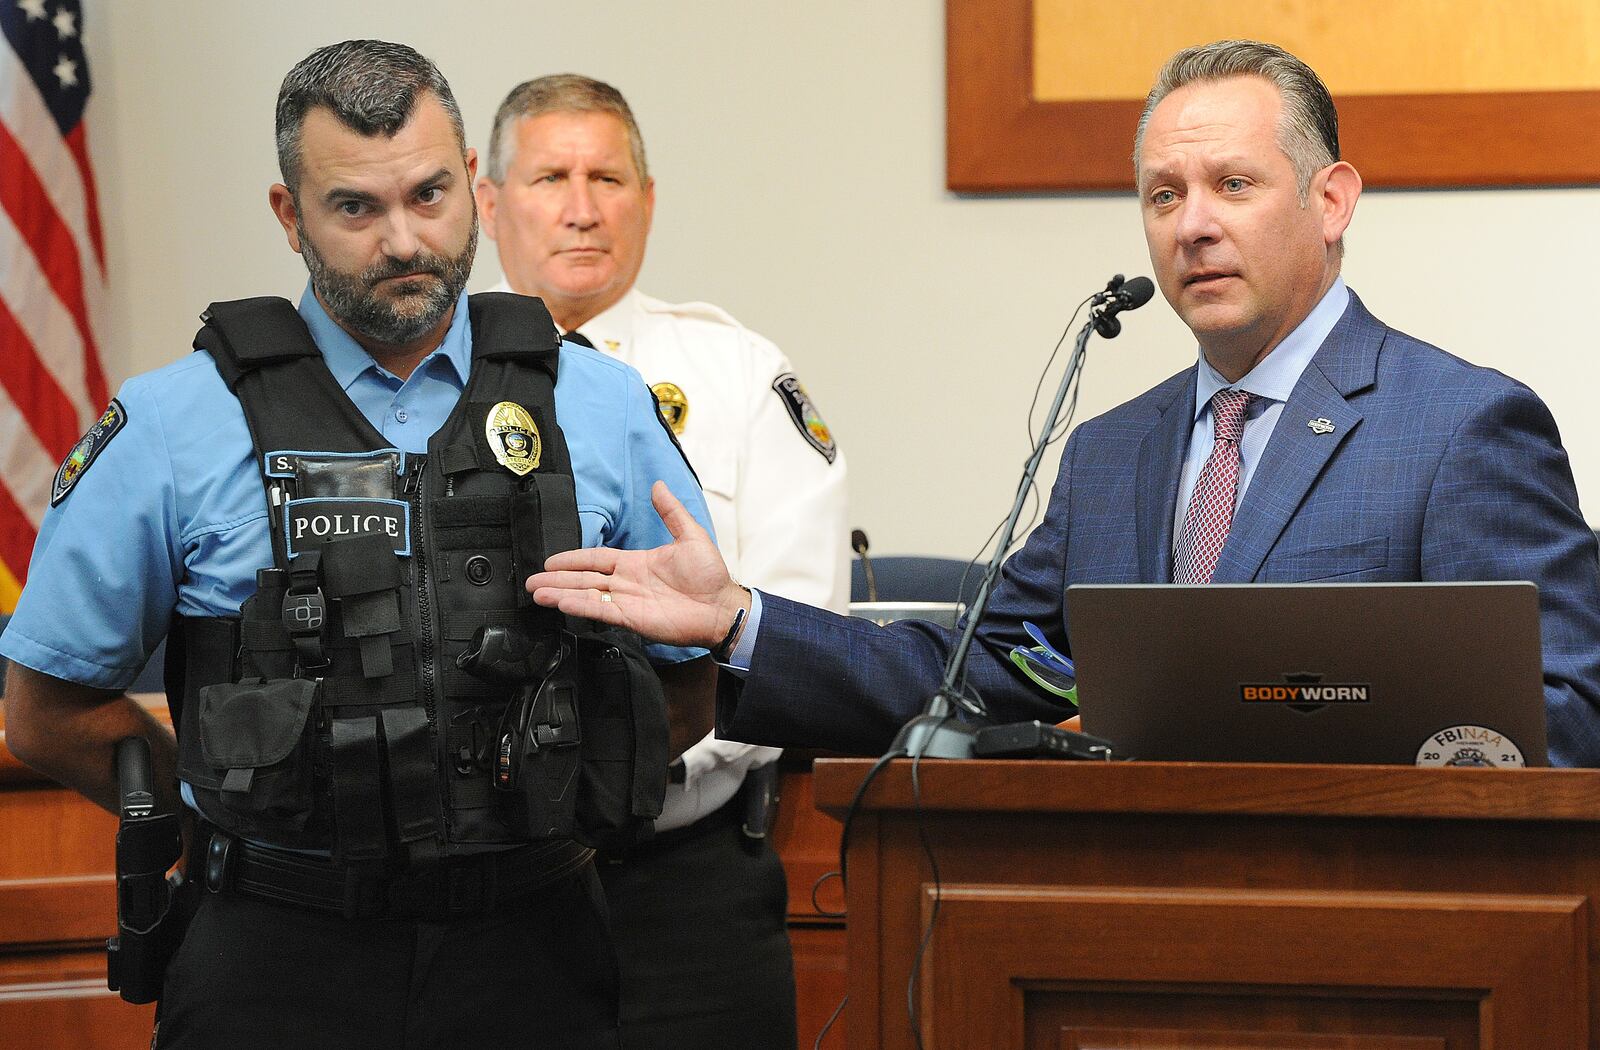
[719,292,1600,765]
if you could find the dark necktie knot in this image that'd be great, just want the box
[562,330,595,350]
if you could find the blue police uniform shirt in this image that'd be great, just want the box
[2,285,712,685]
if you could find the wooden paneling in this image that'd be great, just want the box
[0,697,167,1049]
[775,755,849,1047]
[928,885,1581,1049]
[816,758,1600,1050]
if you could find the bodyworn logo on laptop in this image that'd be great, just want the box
[1239,672,1371,714]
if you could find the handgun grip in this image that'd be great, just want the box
[114,736,155,820]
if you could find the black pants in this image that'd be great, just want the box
[598,798,798,1050]
[154,864,619,1050]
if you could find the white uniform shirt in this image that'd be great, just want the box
[492,284,851,829]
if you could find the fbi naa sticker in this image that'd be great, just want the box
[485,401,541,476]
[651,382,689,435]
[772,373,836,464]
[51,400,127,506]
[1415,725,1527,768]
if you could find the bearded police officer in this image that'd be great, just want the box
[475,75,849,1050]
[0,41,716,1050]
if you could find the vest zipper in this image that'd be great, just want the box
[409,463,437,729]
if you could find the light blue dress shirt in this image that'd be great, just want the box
[3,285,712,684]
[1171,278,1349,551]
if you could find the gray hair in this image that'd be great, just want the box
[276,40,466,193]
[1134,39,1339,200]
[483,74,649,184]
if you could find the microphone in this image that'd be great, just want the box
[851,528,878,603]
[1091,275,1156,338]
[890,274,1154,759]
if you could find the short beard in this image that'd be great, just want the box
[297,209,478,347]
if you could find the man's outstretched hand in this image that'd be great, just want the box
[527,481,752,649]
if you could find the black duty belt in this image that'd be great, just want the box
[203,831,594,920]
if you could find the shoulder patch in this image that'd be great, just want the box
[51,400,127,506]
[772,373,836,464]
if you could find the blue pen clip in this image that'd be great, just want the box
[1021,621,1074,676]
[1008,644,1077,704]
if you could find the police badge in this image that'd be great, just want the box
[485,401,541,476]
[650,382,689,435]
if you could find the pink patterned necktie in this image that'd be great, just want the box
[1173,387,1257,584]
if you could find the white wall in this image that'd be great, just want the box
[89,1,1600,558]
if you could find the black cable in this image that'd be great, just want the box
[810,869,843,919]
[957,294,1093,611]
[905,731,945,1050]
[808,746,905,925]
[812,992,848,1049]
[954,298,1092,709]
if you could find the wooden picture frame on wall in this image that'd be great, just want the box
[947,0,1600,192]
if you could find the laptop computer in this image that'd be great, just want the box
[1068,582,1549,767]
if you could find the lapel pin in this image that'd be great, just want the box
[1307,417,1335,435]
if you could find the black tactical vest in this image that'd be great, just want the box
[167,293,668,866]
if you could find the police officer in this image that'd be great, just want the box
[475,75,849,1049]
[0,41,715,1050]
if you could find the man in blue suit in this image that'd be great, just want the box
[526,41,1600,766]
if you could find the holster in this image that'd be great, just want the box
[106,737,192,1005]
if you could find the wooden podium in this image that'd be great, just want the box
[814,758,1600,1050]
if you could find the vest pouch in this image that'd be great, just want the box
[517,664,582,840]
[569,632,669,850]
[196,678,320,833]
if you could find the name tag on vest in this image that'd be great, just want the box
[284,497,412,556]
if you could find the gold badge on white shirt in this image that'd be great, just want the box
[651,382,689,435]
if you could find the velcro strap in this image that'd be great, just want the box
[442,609,522,642]
[437,442,481,477]
[440,666,513,698]
[240,619,293,651]
[382,707,441,846]
[330,716,387,863]
[432,495,510,527]
[320,675,416,709]
[357,635,394,679]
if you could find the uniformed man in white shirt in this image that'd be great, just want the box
[475,74,849,1049]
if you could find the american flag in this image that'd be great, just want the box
[0,0,108,614]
